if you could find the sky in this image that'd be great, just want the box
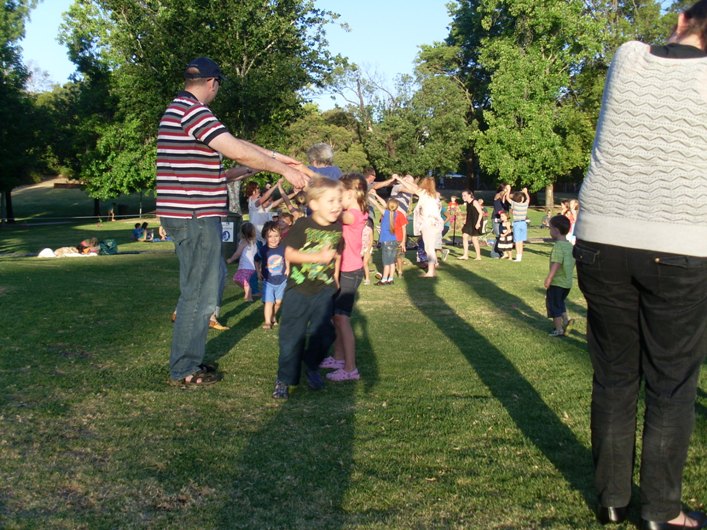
[20,0,453,108]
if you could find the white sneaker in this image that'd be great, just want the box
[441,249,450,261]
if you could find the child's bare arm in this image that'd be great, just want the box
[285,245,336,265]
[226,241,246,263]
[544,262,562,289]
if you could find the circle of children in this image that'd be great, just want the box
[221,161,581,400]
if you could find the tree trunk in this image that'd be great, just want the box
[545,183,554,213]
[93,198,101,218]
[4,189,15,224]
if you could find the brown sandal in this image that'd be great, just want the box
[170,370,221,387]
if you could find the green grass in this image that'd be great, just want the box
[0,189,704,529]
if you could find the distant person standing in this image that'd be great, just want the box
[574,3,707,527]
[307,142,342,181]
[458,189,483,260]
[157,57,310,386]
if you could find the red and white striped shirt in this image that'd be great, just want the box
[156,91,229,218]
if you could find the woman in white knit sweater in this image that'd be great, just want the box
[575,2,707,529]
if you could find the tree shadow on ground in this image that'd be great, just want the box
[404,266,596,512]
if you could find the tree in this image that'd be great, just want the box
[284,104,368,173]
[58,0,342,200]
[446,0,671,206]
[0,0,40,223]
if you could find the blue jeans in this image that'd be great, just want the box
[162,216,223,380]
[277,286,336,385]
[575,240,707,521]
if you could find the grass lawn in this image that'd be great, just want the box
[0,191,705,529]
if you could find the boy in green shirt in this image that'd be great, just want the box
[544,215,576,337]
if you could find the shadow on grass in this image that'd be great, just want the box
[404,266,595,511]
[212,311,378,528]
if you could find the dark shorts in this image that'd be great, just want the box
[334,268,364,317]
[546,285,570,318]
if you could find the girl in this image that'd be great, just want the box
[321,173,368,382]
[394,175,444,277]
[226,222,258,301]
[258,221,288,329]
[371,196,406,285]
[567,199,579,244]
[496,211,514,259]
[361,217,374,285]
[246,179,289,243]
[459,189,483,260]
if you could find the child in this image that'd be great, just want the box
[509,187,530,261]
[371,197,406,285]
[496,210,514,259]
[361,217,374,285]
[272,176,343,399]
[567,199,579,244]
[259,221,288,329]
[131,223,143,241]
[544,215,575,337]
[226,222,258,302]
[278,212,295,239]
[246,179,288,244]
[320,173,368,382]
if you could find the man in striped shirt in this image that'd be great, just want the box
[158,57,310,386]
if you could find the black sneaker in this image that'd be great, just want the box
[272,379,289,399]
[306,369,324,390]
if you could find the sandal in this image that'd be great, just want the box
[170,370,221,387]
[198,362,218,373]
[262,323,272,330]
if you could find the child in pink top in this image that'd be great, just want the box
[320,173,368,381]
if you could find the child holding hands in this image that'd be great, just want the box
[272,176,344,399]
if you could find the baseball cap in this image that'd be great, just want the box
[184,57,223,82]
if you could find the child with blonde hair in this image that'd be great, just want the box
[320,173,369,381]
[370,196,407,285]
[272,176,344,399]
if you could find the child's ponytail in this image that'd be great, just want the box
[387,198,400,234]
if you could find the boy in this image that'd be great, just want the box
[259,221,288,329]
[544,215,575,337]
[272,176,343,399]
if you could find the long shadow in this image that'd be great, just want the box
[209,308,378,527]
[404,267,596,511]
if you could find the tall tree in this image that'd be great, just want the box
[58,0,342,200]
[0,0,40,223]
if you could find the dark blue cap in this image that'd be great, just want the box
[184,57,223,81]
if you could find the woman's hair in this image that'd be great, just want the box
[560,199,570,211]
[418,176,437,196]
[306,142,335,165]
[245,181,260,198]
[386,198,400,233]
[261,220,280,240]
[340,173,368,211]
[241,222,256,241]
[683,0,707,51]
[306,175,343,203]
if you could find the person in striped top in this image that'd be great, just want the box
[509,187,530,262]
[159,57,311,387]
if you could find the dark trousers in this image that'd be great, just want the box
[574,240,707,521]
[277,286,336,385]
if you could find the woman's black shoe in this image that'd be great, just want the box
[598,506,628,524]
[640,511,707,530]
